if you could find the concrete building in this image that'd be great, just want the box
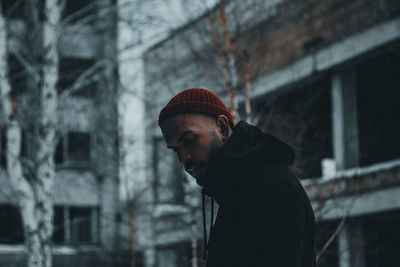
[142,0,400,266]
[0,1,124,266]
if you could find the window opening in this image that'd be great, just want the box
[57,58,97,98]
[0,204,24,244]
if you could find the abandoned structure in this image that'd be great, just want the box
[142,0,400,267]
[0,1,123,266]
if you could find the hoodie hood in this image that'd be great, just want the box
[200,121,296,261]
[202,121,295,202]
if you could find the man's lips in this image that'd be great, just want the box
[186,164,206,186]
[186,163,204,177]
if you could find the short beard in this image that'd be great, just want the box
[209,130,224,158]
[196,129,224,186]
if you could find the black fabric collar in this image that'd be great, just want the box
[202,121,295,205]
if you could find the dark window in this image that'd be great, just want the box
[70,207,92,243]
[0,204,24,244]
[153,137,185,204]
[52,206,98,244]
[1,0,45,21]
[1,0,24,19]
[356,47,400,166]
[134,251,145,267]
[54,132,91,166]
[63,0,96,24]
[68,132,90,163]
[8,55,27,96]
[53,206,65,243]
[363,210,400,267]
[1,127,6,168]
[20,129,27,158]
[57,58,97,98]
[54,137,64,164]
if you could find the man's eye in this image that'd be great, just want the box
[183,138,195,147]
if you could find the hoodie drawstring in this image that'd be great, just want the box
[202,193,207,260]
[202,192,215,261]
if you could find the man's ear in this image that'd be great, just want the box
[216,115,230,141]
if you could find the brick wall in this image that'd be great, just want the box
[244,0,400,74]
[145,0,400,91]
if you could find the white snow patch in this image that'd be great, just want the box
[301,158,400,187]
[51,246,77,255]
[153,203,189,218]
[0,244,25,253]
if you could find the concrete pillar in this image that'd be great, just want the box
[331,69,360,170]
[338,223,366,267]
[96,0,119,249]
[145,246,156,267]
[338,224,350,267]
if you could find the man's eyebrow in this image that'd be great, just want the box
[177,131,193,143]
[166,131,193,150]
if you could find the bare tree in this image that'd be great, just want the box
[0,1,62,266]
[1,0,130,266]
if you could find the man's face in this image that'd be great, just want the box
[160,114,224,186]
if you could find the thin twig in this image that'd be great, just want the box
[316,184,360,262]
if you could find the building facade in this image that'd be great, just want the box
[142,0,400,266]
[0,0,123,266]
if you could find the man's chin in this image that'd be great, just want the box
[189,173,205,187]
[195,176,205,187]
[187,166,207,186]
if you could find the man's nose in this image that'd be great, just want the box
[178,149,191,166]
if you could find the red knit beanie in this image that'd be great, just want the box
[158,88,234,128]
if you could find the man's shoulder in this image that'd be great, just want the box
[250,162,294,183]
[246,162,305,199]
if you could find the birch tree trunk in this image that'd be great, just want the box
[30,0,61,266]
[0,1,61,266]
[1,4,37,267]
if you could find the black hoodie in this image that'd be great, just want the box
[202,121,316,267]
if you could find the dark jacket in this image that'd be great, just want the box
[202,121,316,267]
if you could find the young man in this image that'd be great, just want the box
[158,88,316,267]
